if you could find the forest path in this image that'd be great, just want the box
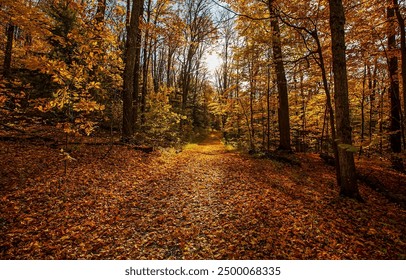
[131,132,241,259]
[110,131,304,259]
[1,132,405,259]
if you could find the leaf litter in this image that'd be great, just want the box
[0,133,405,259]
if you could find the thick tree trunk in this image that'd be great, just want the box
[122,0,144,140]
[329,0,362,200]
[3,23,15,78]
[267,0,291,151]
[388,1,403,170]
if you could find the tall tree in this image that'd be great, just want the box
[276,2,342,185]
[267,0,291,151]
[3,23,15,78]
[122,0,144,140]
[393,0,406,146]
[387,0,403,170]
[329,0,362,200]
[140,0,152,126]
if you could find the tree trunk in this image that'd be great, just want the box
[141,0,152,126]
[181,44,196,114]
[122,0,144,140]
[248,59,257,151]
[267,0,291,151]
[167,47,174,86]
[369,61,378,141]
[329,0,362,200]
[250,87,256,152]
[267,50,271,152]
[388,1,403,170]
[359,62,367,157]
[394,0,406,149]
[313,32,341,186]
[126,0,131,31]
[132,1,144,129]
[3,23,15,78]
[95,0,106,24]
[379,87,385,154]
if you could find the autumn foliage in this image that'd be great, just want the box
[1,0,406,260]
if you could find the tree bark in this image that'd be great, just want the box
[122,0,144,140]
[132,1,144,129]
[393,0,406,149]
[3,23,15,78]
[388,1,403,170]
[359,62,367,157]
[141,0,152,126]
[329,0,362,200]
[166,46,174,86]
[369,61,378,141]
[267,50,271,152]
[250,70,256,152]
[267,0,291,151]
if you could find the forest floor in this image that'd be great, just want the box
[0,128,405,259]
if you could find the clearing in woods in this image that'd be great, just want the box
[0,132,405,259]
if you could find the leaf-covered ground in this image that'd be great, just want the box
[0,132,405,259]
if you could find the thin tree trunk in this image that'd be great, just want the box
[191,57,201,127]
[249,60,256,151]
[167,47,174,87]
[359,62,367,157]
[267,51,271,153]
[320,106,328,153]
[329,0,362,200]
[299,70,306,151]
[141,0,152,126]
[250,89,255,152]
[314,33,341,186]
[132,0,144,129]
[394,0,406,149]
[379,87,385,154]
[369,61,378,141]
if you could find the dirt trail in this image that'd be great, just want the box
[132,132,235,259]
